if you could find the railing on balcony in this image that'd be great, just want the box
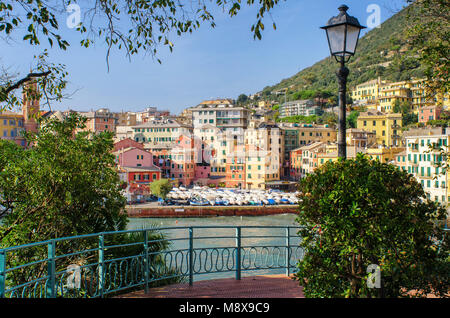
[0,226,304,298]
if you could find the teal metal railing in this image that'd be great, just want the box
[0,226,304,298]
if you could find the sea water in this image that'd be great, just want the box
[126,214,301,281]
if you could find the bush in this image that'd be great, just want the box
[294,154,449,298]
[150,179,173,199]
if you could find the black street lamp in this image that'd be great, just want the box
[321,5,365,159]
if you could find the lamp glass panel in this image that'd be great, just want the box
[345,25,361,55]
[326,24,346,56]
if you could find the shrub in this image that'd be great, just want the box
[294,154,449,298]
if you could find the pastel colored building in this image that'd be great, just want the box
[394,150,407,172]
[114,147,154,168]
[194,163,211,186]
[1,81,40,147]
[146,144,173,179]
[297,142,327,176]
[418,105,442,123]
[113,138,144,152]
[169,135,197,186]
[225,144,246,189]
[132,118,192,145]
[346,128,377,148]
[0,110,26,146]
[114,147,162,185]
[121,166,161,185]
[245,145,278,190]
[245,122,284,181]
[279,99,321,117]
[404,129,449,205]
[350,77,448,113]
[356,111,402,147]
[289,147,303,181]
[77,108,117,133]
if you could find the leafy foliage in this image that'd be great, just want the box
[277,112,337,126]
[150,178,173,199]
[393,99,418,126]
[405,0,449,96]
[0,114,185,295]
[294,154,449,298]
[0,113,128,245]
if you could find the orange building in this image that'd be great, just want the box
[289,147,303,181]
[225,144,246,188]
[77,108,117,133]
[170,135,197,186]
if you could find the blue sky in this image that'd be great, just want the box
[3,0,408,115]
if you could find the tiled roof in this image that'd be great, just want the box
[121,166,161,172]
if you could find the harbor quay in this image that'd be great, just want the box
[126,204,298,218]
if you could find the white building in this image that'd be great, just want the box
[280,99,321,118]
[404,128,449,205]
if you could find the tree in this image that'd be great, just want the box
[0,113,128,246]
[237,94,249,105]
[393,100,418,127]
[294,154,449,298]
[405,0,449,97]
[0,0,284,111]
[150,179,173,200]
[346,110,359,128]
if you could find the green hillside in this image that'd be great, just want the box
[260,4,424,102]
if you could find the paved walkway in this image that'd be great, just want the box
[118,275,304,298]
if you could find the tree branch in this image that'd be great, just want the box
[3,71,51,95]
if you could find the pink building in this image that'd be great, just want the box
[115,147,154,168]
[194,163,211,186]
[418,106,442,123]
[113,138,144,152]
[76,108,117,133]
[115,147,162,187]
[170,135,196,186]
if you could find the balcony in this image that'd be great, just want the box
[0,225,303,298]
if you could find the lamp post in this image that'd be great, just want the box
[321,5,365,159]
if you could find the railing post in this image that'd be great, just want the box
[47,241,56,298]
[235,227,241,281]
[286,227,291,276]
[98,234,104,298]
[0,250,5,298]
[189,227,194,286]
[143,230,149,294]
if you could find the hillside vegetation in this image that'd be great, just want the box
[259,4,424,103]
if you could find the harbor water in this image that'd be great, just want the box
[126,214,302,281]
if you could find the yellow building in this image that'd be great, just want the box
[409,79,450,111]
[245,121,283,183]
[317,145,365,167]
[351,77,449,113]
[356,111,402,147]
[351,78,383,107]
[0,110,25,145]
[316,144,404,167]
[346,128,377,148]
[377,80,412,112]
[132,119,192,144]
[365,146,405,163]
[245,145,277,190]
